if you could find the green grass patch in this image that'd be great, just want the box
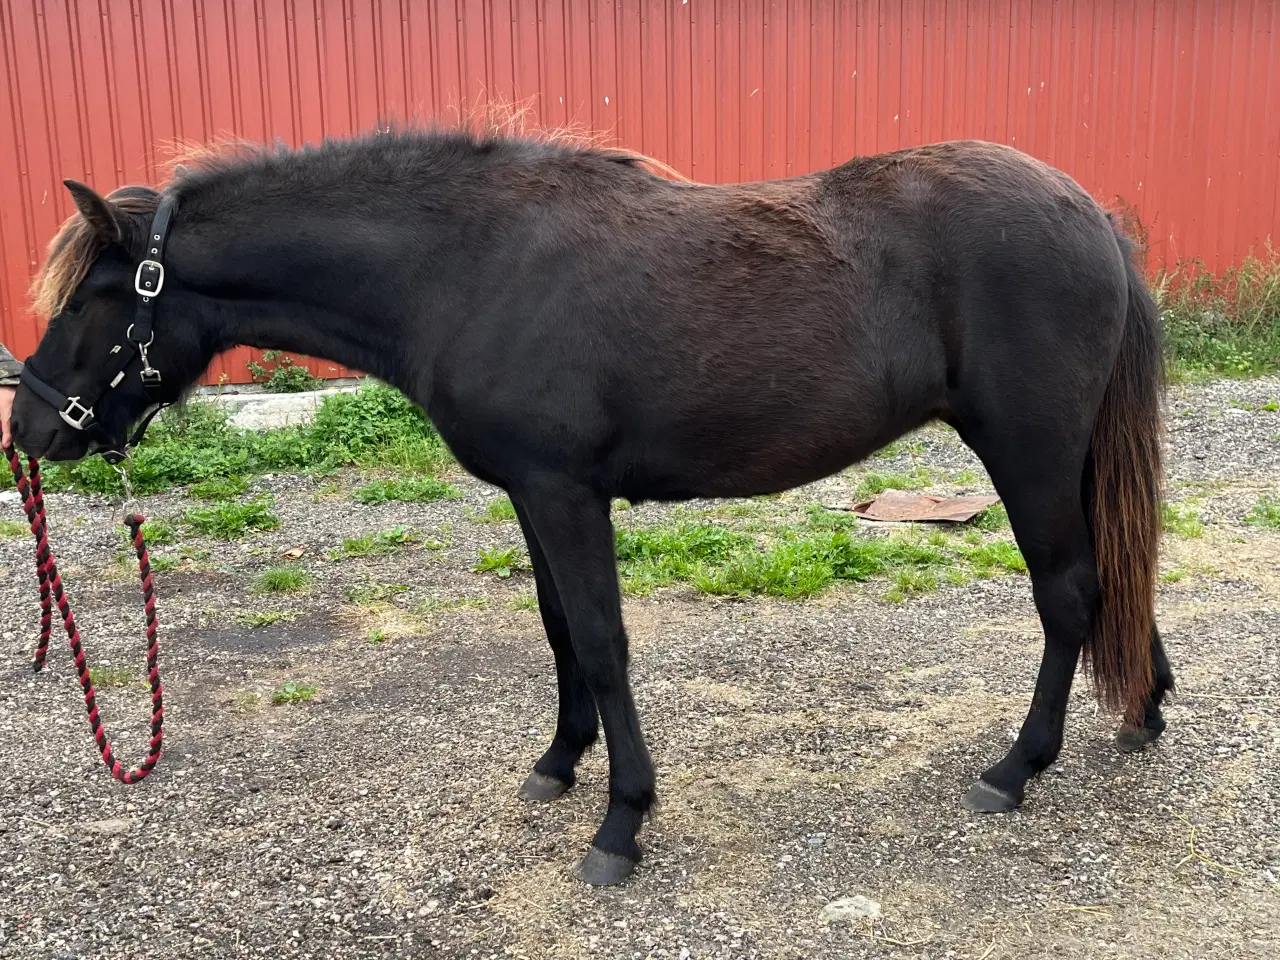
[472,546,526,579]
[972,503,1010,532]
[236,610,299,629]
[135,519,179,547]
[16,381,452,497]
[312,481,342,501]
[352,477,461,504]
[615,521,753,595]
[852,468,932,500]
[230,691,261,713]
[0,519,28,538]
[88,665,136,688]
[1161,502,1205,538]
[692,539,836,599]
[1247,496,1280,529]
[345,579,408,605]
[330,526,419,559]
[1229,397,1280,412]
[958,540,1028,576]
[508,591,539,611]
[884,568,939,603]
[871,437,927,460]
[270,681,317,705]
[184,498,280,539]
[366,628,388,644]
[615,511,983,601]
[468,496,517,524]
[802,505,860,532]
[692,531,952,600]
[702,500,771,520]
[251,565,312,594]
[415,596,491,613]
[136,545,209,574]
[1158,246,1280,378]
[187,476,249,501]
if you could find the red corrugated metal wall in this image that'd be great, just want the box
[2,1,1277,384]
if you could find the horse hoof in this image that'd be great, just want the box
[962,780,1020,814]
[574,847,637,886]
[518,772,571,803]
[1115,723,1163,754]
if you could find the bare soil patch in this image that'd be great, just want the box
[1,377,1277,959]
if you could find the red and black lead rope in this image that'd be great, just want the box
[6,444,164,784]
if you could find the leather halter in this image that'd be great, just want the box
[21,195,175,464]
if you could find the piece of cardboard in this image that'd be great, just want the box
[848,491,1002,523]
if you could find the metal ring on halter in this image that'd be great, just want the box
[125,324,155,348]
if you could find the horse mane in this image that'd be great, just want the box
[161,101,692,184]
[29,186,161,320]
[30,101,689,318]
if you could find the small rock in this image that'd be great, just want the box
[820,895,882,923]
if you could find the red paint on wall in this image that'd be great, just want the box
[2,1,1277,382]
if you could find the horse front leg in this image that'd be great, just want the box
[511,495,600,801]
[511,477,654,886]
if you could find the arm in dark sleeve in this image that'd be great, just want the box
[0,342,21,386]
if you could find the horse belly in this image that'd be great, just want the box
[617,399,890,501]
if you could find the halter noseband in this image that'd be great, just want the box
[21,195,176,465]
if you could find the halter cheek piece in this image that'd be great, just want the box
[21,195,176,465]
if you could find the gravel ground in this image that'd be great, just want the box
[1,376,1277,960]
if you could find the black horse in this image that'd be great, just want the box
[12,127,1174,886]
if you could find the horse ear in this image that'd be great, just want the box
[63,179,123,243]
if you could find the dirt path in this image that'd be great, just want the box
[1,377,1277,960]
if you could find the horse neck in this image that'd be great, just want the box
[164,167,506,393]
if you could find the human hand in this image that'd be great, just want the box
[0,384,16,448]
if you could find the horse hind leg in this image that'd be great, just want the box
[1115,625,1175,753]
[958,428,1102,813]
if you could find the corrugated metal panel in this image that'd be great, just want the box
[2,0,1277,383]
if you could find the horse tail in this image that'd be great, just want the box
[1085,218,1166,722]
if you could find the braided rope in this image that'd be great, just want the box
[11,452,53,670]
[6,445,164,784]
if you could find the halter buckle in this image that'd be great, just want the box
[134,260,165,298]
[59,397,95,431]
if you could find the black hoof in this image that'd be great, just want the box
[1115,722,1164,754]
[962,780,1020,813]
[518,771,572,803]
[573,846,637,886]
